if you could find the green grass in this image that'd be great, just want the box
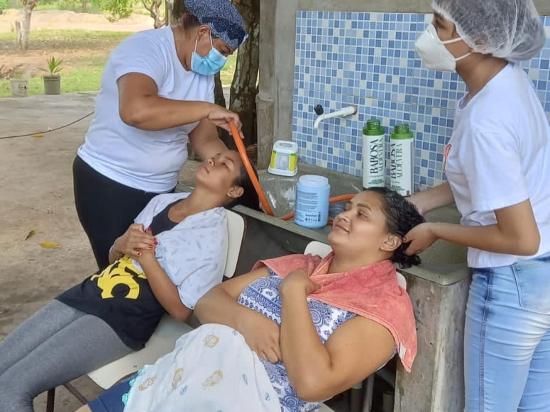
[35,2,103,12]
[0,29,132,51]
[33,1,150,14]
[0,65,105,96]
[0,53,107,96]
[0,29,237,97]
[220,53,236,86]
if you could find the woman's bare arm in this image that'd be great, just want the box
[280,271,395,401]
[117,73,241,132]
[137,251,192,322]
[407,182,454,215]
[195,267,283,362]
[405,199,540,256]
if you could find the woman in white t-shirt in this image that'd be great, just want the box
[74,0,248,269]
[407,1,550,410]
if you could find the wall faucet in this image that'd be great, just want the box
[313,105,357,129]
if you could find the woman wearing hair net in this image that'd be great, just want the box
[73,0,248,270]
[406,0,550,410]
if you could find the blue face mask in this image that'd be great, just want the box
[191,33,227,76]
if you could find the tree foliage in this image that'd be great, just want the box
[141,0,164,28]
[0,0,9,12]
[91,0,132,21]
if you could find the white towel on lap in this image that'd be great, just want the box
[124,324,281,412]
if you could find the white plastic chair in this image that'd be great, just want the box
[304,241,406,412]
[46,210,245,411]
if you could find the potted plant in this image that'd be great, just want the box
[4,64,29,97]
[41,56,63,95]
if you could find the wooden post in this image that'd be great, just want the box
[14,20,22,49]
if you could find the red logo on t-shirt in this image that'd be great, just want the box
[443,144,452,172]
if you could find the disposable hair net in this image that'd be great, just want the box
[431,0,546,61]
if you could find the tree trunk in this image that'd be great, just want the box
[152,0,163,29]
[229,0,260,150]
[142,0,164,29]
[19,0,37,51]
[15,20,22,49]
[166,0,178,25]
[213,72,235,148]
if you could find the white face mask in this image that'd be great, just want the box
[415,24,472,72]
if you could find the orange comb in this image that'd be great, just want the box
[228,120,274,215]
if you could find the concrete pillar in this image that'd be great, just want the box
[394,276,470,412]
[257,0,299,168]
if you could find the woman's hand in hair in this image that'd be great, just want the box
[403,222,438,255]
[406,182,454,215]
[113,224,157,260]
[405,195,424,215]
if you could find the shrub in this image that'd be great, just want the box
[41,56,63,76]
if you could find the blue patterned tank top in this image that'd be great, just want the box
[237,270,356,411]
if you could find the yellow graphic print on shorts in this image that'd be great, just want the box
[202,370,223,388]
[138,376,156,391]
[90,255,146,299]
[203,334,220,348]
[172,368,184,390]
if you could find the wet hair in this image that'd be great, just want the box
[226,160,260,211]
[366,187,425,268]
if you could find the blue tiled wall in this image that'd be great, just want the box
[292,12,550,190]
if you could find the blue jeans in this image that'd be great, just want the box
[89,376,133,412]
[465,253,550,411]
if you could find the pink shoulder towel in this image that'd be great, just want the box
[253,253,417,372]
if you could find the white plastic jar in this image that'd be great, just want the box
[294,175,330,229]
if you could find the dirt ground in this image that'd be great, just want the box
[0,93,198,411]
[0,93,107,410]
[0,9,154,33]
[0,13,157,411]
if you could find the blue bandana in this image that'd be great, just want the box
[184,0,248,50]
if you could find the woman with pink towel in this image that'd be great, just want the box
[79,187,424,412]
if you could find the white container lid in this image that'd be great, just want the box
[298,175,329,187]
[273,140,298,154]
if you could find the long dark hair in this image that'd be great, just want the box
[366,187,425,268]
[226,161,261,211]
